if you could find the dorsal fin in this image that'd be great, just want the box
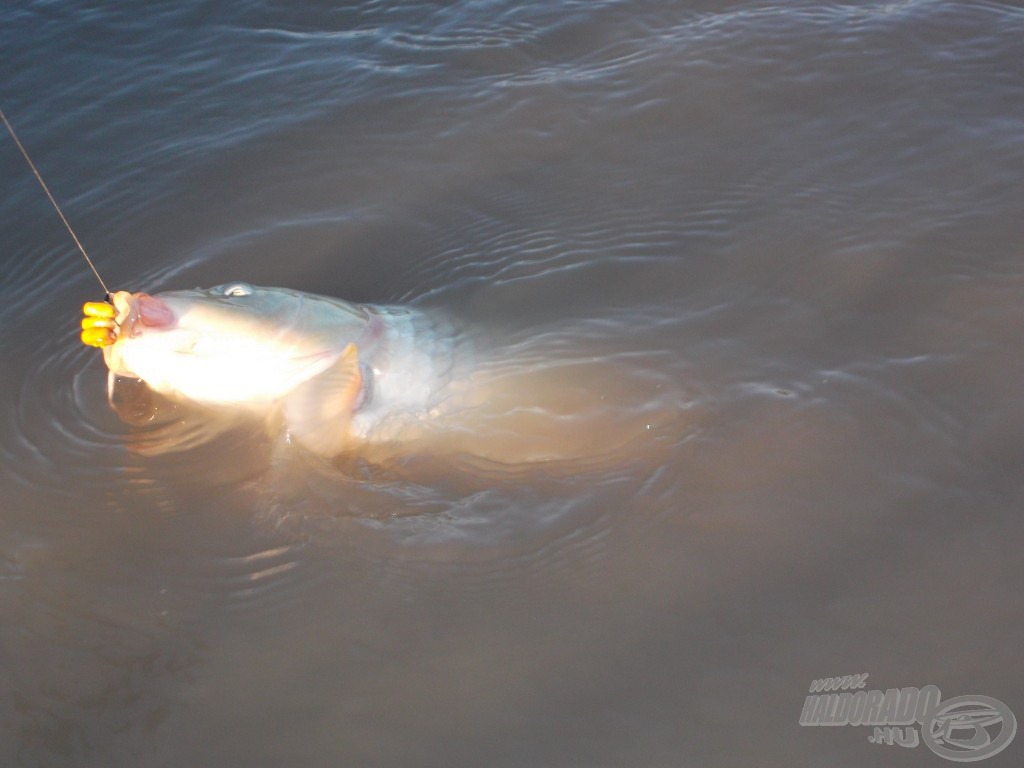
[283,343,362,456]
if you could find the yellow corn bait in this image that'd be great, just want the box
[81,327,115,347]
[81,316,115,330]
[80,301,117,347]
[83,301,115,319]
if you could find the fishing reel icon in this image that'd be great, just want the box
[922,695,1017,762]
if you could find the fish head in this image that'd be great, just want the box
[102,283,360,404]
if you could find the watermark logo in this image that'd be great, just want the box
[799,674,1016,762]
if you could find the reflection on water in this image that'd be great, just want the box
[2,0,1024,765]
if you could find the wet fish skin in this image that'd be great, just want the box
[102,283,458,456]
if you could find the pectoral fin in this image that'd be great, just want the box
[108,371,156,424]
[283,343,362,456]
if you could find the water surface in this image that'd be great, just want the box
[2,1,1023,766]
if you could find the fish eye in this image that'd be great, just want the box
[218,282,254,297]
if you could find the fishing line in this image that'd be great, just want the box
[0,108,112,299]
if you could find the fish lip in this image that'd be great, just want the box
[135,293,176,328]
[113,292,177,338]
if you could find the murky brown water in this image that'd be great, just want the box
[2,1,1023,766]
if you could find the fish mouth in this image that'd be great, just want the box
[110,291,177,338]
[134,293,176,328]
